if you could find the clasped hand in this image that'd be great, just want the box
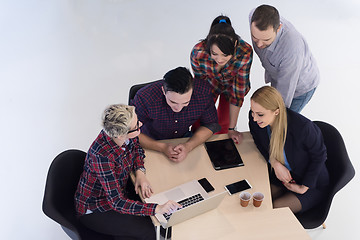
[162,143,190,162]
[272,159,308,194]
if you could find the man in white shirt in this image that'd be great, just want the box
[249,4,320,112]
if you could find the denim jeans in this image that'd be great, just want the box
[289,88,316,113]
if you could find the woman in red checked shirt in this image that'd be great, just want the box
[190,15,253,144]
[74,104,180,239]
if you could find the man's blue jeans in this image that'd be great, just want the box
[289,88,316,113]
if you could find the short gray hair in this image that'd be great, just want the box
[102,104,135,138]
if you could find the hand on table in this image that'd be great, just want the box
[161,143,179,161]
[135,171,153,198]
[161,143,189,162]
[172,143,190,162]
[228,130,243,144]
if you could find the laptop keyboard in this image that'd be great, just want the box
[163,193,204,220]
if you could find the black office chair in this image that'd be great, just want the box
[128,80,161,104]
[42,149,115,240]
[295,121,355,229]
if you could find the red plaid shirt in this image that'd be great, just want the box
[190,39,253,107]
[74,130,157,216]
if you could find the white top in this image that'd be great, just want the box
[249,9,320,107]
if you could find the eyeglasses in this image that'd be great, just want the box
[128,120,140,134]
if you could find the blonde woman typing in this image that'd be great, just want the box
[248,86,329,213]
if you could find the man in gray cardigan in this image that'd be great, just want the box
[249,4,320,112]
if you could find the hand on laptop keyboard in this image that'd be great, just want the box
[163,194,205,220]
[155,200,182,215]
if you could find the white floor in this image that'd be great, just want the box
[1,0,359,239]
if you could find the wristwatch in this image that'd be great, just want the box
[228,127,237,131]
[137,167,146,175]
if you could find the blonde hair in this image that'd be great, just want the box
[251,86,287,164]
[102,104,135,138]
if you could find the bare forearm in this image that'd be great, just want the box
[184,126,213,152]
[138,133,166,152]
[229,104,241,129]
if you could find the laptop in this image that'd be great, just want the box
[204,138,244,170]
[145,180,227,229]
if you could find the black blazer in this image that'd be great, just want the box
[248,109,329,189]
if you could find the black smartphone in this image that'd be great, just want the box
[224,179,252,195]
[198,178,215,193]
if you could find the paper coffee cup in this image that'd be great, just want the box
[239,191,251,207]
[252,192,264,207]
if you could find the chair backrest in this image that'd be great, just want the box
[43,150,117,239]
[128,80,161,105]
[42,149,86,234]
[296,121,355,229]
[314,121,355,194]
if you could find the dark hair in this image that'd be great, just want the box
[251,5,280,31]
[204,15,239,55]
[163,67,193,94]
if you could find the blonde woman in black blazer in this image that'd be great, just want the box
[248,86,329,213]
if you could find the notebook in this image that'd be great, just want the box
[144,180,227,229]
[204,138,244,170]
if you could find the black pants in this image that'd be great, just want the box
[79,180,156,240]
[79,210,156,240]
